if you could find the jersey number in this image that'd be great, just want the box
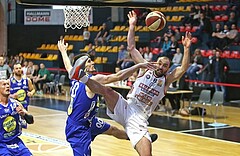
[70,81,80,98]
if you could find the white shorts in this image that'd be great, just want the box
[107,94,151,147]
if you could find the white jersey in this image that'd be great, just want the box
[127,70,166,117]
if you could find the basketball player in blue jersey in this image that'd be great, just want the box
[58,40,157,156]
[0,79,34,156]
[66,11,192,156]
[10,63,35,110]
[9,63,35,128]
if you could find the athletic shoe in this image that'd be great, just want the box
[150,134,158,143]
[126,133,158,143]
[69,55,88,80]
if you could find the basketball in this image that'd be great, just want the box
[145,11,166,31]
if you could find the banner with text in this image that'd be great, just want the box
[24,9,64,25]
[24,9,93,25]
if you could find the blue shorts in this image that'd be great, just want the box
[91,117,110,141]
[0,137,32,156]
[65,118,92,156]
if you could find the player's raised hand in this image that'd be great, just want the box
[182,31,192,48]
[128,10,137,26]
[58,39,68,53]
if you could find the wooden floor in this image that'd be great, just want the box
[22,94,240,156]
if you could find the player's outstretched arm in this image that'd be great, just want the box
[127,11,145,64]
[166,32,192,84]
[93,62,156,84]
[57,39,73,73]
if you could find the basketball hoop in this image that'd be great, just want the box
[63,6,91,30]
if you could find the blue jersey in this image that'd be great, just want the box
[66,76,99,156]
[10,77,29,109]
[0,98,22,143]
[67,78,98,124]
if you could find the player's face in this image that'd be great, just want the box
[0,80,10,96]
[13,64,23,76]
[155,57,170,77]
[85,58,96,73]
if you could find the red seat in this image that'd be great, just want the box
[171,25,178,31]
[179,26,185,32]
[214,15,221,21]
[231,51,240,58]
[191,37,198,44]
[152,48,160,55]
[206,50,213,57]
[209,5,215,11]
[191,26,198,32]
[214,5,222,11]
[200,49,207,57]
[185,26,192,32]
[222,50,231,58]
[222,5,228,11]
[221,15,229,22]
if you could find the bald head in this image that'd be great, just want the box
[0,79,10,97]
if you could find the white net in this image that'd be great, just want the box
[64,6,91,30]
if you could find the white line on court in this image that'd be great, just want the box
[29,105,66,113]
[100,117,240,145]
[34,114,66,118]
[149,124,240,145]
[22,132,70,146]
[178,125,233,133]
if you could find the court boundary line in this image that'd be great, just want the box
[29,101,240,145]
[22,131,70,147]
[101,118,240,145]
[29,105,67,113]
[34,114,66,118]
[178,125,233,133]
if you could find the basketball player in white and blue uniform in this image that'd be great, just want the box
[10,63,35,110]
[71,11,192,156]
[10,63,35,128]
[58,40,157,156]
[0,79,34,156]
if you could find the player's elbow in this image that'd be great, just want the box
[127,45,136,52]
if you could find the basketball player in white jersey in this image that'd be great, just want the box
[70,11,192,156]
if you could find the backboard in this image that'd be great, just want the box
[16,0,176,7]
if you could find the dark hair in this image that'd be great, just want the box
[13,63,21,67]
[73,53,90,65]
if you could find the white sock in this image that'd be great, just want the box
[80,75,89,83]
